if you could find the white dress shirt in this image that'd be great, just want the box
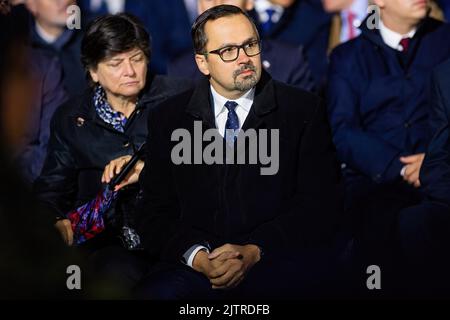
[254,0,284,25]
[210,84,255,137]
[378,19,417,177]
[89,0,125,14]
[183,85,256,268]
[378,19,417,52]
[35,22,59,44]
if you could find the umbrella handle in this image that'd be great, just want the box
[108,143,146,189]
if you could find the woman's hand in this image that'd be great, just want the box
[101,155,144,191]
[55,219,73,246]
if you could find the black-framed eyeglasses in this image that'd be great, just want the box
[203,39,262,62]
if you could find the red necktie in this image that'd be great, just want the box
[348,11,356,40]
[400,38,411,53]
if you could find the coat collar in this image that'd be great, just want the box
[359,15,441,49]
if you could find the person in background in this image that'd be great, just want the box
[4,0,68,185]
[252,0,332,89]
[0,0,116,299]
[327,0,450,293]
[396,58,450,296]
[14,50,68,185]
[324,0,444,53]
[322,0,368,53]
[25,0,87,98]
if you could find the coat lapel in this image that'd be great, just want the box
[185,77,216,129]
[241,71,277,132]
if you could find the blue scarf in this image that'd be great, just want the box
[93,85,128,132]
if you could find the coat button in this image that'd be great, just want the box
[76,117,85,127]
[123,142,130,148]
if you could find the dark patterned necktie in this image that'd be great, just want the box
[224,101,239,146]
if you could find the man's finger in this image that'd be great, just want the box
[210,251,240,262]
[224,271,245,289]
[210,269,236,287]
[400,155,420,164]
[67,228,74,246]
[209,260,233,279]
[209,244,237,259]
[414,179,421,188]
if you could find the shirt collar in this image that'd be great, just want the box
[90,0,125,13]
[34,21,74,50]
[254,0,284,23]
[379,19,417,51]
[35,21,59,44]
[210,84,255,118]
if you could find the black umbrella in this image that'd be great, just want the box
[67,143,146,248]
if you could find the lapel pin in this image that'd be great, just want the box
[76,117,85,127]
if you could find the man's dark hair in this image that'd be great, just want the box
[81,13,151,85]
[191,4,258,54]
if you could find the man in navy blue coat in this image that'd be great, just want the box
[168,0,316,92]
[327,0,450,270]
[26,0,86,98]
[395,59,450,295]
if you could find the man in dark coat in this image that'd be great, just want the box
[135,5,341,299]
[15,49,68,185]
[26,0,87,98]
[396,58,450,296]
[327,0,450,279]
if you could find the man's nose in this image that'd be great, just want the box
[236,47,251,64]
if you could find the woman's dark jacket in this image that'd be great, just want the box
[34,74,191,230]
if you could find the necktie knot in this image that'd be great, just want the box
[261,8,276,35]
[399,37,411,52]
[266,8,276,20]
[224,101,238,112]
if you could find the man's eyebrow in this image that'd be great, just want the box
[216,37,258,49]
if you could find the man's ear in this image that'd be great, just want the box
[246,0,255,12]
[24,0,37,16]
[195,54,210,76]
